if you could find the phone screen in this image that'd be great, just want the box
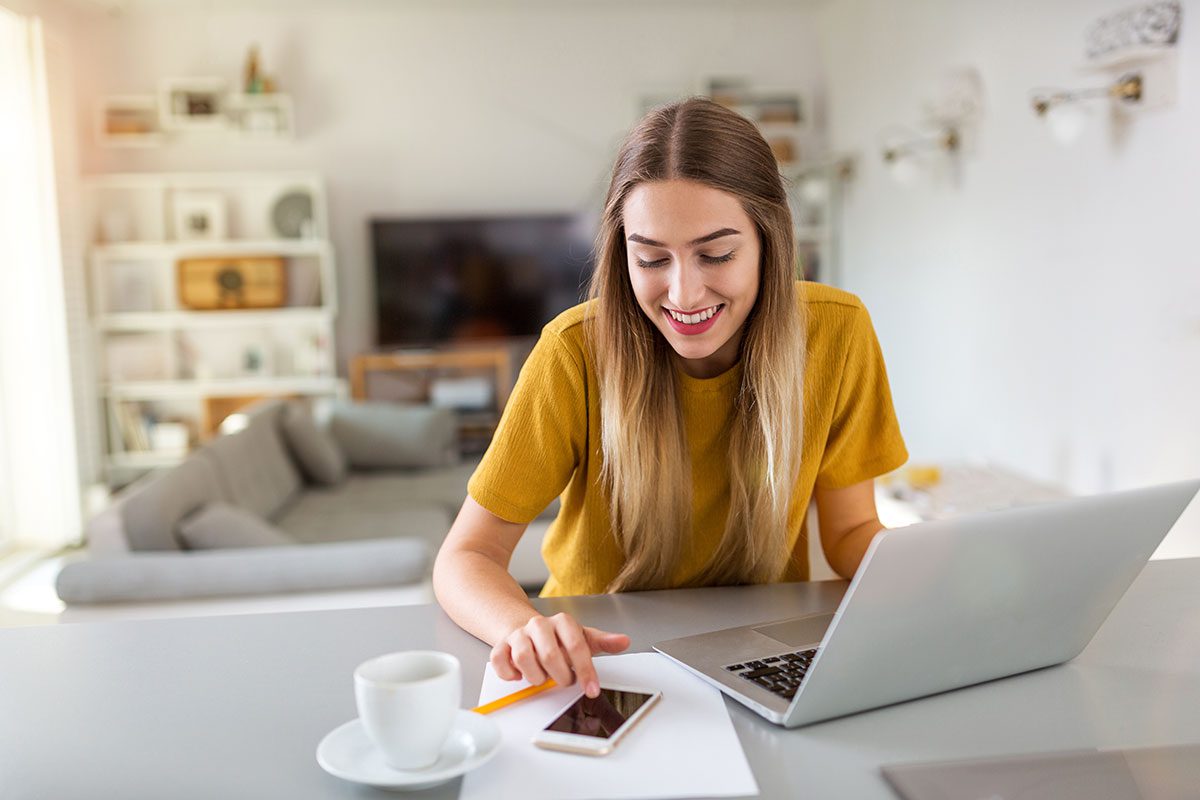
[543,689,655,739]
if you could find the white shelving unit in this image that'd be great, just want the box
[96,90,294,147]
[782,157,850,287]
[84,171,344,483]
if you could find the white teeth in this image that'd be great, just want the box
[668,305,720,324]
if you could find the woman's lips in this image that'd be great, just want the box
[663,304,723,335]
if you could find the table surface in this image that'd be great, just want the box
[2,559,1198,800]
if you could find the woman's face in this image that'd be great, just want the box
[623,179,761,379]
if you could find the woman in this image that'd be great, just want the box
[433,97,907,700]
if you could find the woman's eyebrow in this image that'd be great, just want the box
[627,228,741,248]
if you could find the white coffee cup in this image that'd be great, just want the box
[354,651,462,771]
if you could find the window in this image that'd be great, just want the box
[0,8,82,550]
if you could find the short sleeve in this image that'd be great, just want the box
[467,327,588,524]
[815,304,908,489]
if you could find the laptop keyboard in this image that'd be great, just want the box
[724,647,818,701]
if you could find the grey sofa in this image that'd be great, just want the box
[57,399,552,616]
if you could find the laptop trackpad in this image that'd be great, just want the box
[753,613,835,648]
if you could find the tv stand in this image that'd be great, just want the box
[349,346,516,453]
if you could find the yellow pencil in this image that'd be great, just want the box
[471,679,559,715]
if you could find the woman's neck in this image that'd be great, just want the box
[672,329,744,379]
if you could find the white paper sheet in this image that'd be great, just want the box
[459,651,758,800]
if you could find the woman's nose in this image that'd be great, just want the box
[668,263,706,310]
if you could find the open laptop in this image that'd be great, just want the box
[653,479,1199,728]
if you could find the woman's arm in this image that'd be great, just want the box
[433,497,542,644]
[814,478,886,579]
[433,497,629,697]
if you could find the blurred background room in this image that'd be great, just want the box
[1,0,1196,625]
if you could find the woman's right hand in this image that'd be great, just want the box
[491,612,631,698]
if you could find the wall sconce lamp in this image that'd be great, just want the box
[881,128,960,184]
[882,128,961,164]
[1030,72,1143,144]
[878,67,982,186]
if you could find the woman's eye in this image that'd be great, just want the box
[635,257,669,268]
[700,251,735,264]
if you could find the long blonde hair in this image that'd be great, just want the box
[587,97,807,593]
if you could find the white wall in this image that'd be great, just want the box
[819,0,1200,557]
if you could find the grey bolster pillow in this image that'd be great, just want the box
[55,539,429,605]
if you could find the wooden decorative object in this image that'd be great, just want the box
[177,256,287,310]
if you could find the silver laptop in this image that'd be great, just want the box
[653,480,1199,728]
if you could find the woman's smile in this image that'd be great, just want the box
[663,303,724,335]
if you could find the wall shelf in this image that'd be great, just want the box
[97,308,334,331]
[97,88,294,147]
[92,239,331,260]
[103,377,345,400]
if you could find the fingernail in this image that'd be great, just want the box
[587,681,599,697]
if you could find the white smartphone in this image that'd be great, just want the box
[531,683,662,756]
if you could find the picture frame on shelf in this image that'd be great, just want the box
[172,192,227,241]
[159,78,228,131]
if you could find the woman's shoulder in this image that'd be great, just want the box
[542,298,595,340]
[795,281,870,361]
[527,300,594,375]
[796,280,866,315]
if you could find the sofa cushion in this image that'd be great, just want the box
[177,502,295,550]
[117,455,229,552]
[55,539,430,604]
[280,402,347,485]
[330,402,459,470]
[277,500,452,550]
[198,403,302,520]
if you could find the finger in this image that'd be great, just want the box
[556,621,600,697]
[527,618,575,687]
[508,634,548,686]
[583,627,632,655]
[490,641,520,681]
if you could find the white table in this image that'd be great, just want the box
[1,559,1197,799]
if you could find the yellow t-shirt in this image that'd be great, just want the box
[467,281,908,597]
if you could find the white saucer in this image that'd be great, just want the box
[316,709,502,791]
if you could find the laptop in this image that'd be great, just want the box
[653,479,1199,728]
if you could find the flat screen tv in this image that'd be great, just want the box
[372,216,594,348]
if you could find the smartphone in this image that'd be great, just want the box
[531,683,662,756]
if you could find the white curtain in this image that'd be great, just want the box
[0,8,82,549]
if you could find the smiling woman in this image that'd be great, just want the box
[434,97,907,700]
[623,186,761,379]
